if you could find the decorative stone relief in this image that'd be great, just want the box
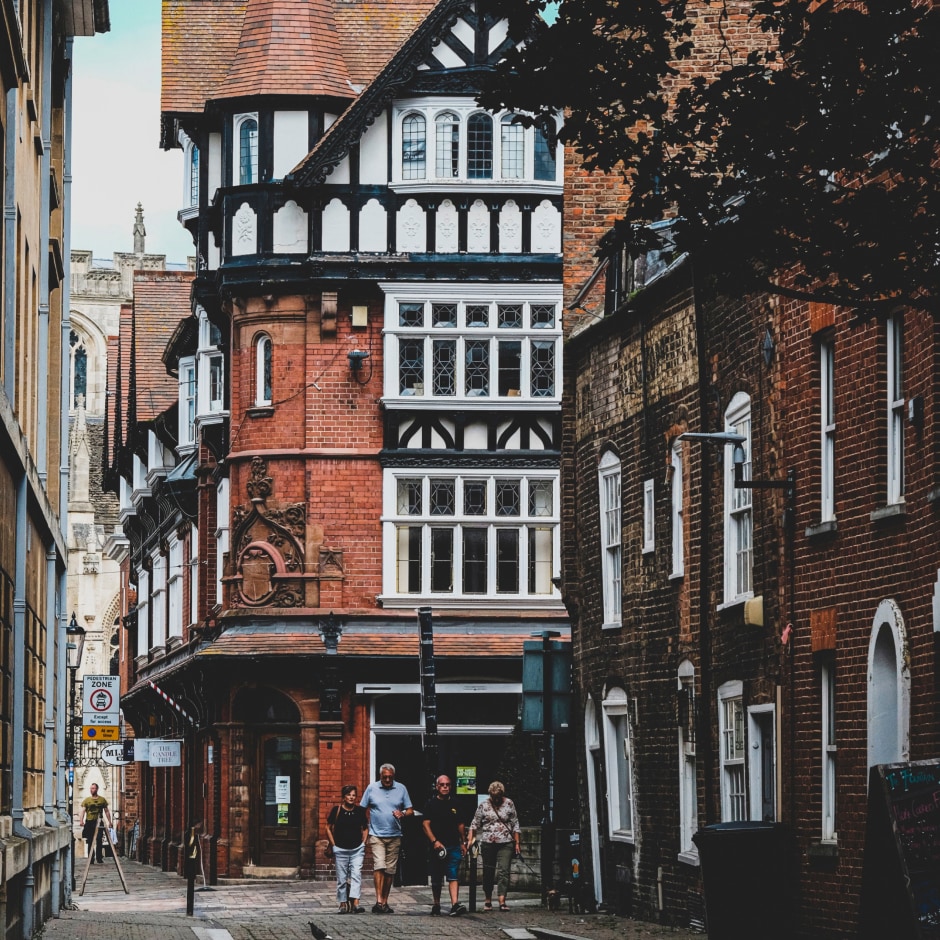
[273,200,308,254]
[359,198,388,252]
[232,202,257,256]
[397,198,427,252]
[321,198,351,252]
[436,199,459,253]
[467,199,490,253]
[229,457,307,608]
[498,199,522,253]
[532,199,561,253]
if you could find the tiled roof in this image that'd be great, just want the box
[162,0,437,114]
[131,272,194,423]
[335,0,437,88]
[163,0,248,114]
[216,0,353,100]
[196,630,564,659]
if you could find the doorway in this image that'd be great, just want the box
[257,733,301,867]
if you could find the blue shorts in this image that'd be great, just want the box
[429,845,462,885]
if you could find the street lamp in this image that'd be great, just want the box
[66,612,86,887]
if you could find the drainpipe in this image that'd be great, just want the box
[58,35,76,909]
[3,87,16,400]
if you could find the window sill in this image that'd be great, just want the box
[247,406,274,418]
[807,840,839,859]
[602,621,623,631]
[608,830,635,845]
[668,570,684,582]
[805,519,837,539]
[717,593,752,613]
[642,545,655,556]
[677,849,700,868]
[390,179,562,196]
[870,501,906,523]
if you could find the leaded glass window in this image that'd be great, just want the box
[498,304,523,328]
[435,111,460,178]
[501,115,524,179]
[399,339,424,394]
[397,479,422,515]
[530,340,555,397]
[239,118,258,185]
[432,340,456,396]
[399,302,424,327]
[464,481,487,515]
[466,341,489,396]
[430,479,455,515]
[496,480,520,516]
[534,123,556,181]
[467,113,493,179]
[498,341,522,396]
[432,303,457,327]
[402,113,426,179]
[531,304,556,329]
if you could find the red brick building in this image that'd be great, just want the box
[106,0,571,883]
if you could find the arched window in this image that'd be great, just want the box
[239,117,258,185]
[602,686,634,839]
[435,111,460,178]
[255,334,272,406]
[678,661,698,860]
[402,113,426,179]
[868,600,910,772]
[69,329,87,410]
[189,143,200,206]
[534,122,557,181]
[500,114,524,179]
[467,113,493,179]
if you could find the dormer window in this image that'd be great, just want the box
[235,114,259,185]
[467,113,493,179]
[255,333,272,406]
[402,113,426,179]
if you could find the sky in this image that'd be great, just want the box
[69,0,559,266]
[71,0,194,264]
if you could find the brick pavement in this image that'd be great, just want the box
[39,860,705,940]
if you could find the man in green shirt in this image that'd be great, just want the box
[80,783,112,863]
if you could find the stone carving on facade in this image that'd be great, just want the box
[498,199,522,253]
[436,199,459,252]
[467,200,490,253]
[229,457,307,608]
[232,202,258,256]
[397,198,426,252]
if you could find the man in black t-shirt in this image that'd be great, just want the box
[422,775,467,916]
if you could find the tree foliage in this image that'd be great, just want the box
[482,0,940,313]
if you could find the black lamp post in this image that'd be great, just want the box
[66,612,86,887]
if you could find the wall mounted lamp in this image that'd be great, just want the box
[347,349,370,372]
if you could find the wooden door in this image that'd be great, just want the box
[257,733,301,867]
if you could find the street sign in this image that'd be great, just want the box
[83,725,119,741]
[149,741,181,767]
[82,675,120,726]
[100,744,131,766]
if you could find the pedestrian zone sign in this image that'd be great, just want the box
[82,675,120,726]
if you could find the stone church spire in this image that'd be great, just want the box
[133,202,145,254]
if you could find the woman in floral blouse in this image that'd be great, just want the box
[467,780,521,911]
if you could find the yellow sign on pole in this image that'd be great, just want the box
[83,725,119,741]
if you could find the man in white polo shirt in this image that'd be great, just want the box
[360,762,413,913]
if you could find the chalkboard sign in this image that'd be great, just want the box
[862,760,940,939]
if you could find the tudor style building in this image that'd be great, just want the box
[107,0,570,881]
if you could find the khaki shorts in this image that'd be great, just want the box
[368,835,401,874]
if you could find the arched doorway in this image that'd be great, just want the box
[233,687,301,868]
[867,600,910,775]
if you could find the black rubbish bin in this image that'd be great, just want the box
[692,821,795,940]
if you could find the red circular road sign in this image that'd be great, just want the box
[90,689,113,711]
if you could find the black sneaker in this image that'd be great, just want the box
[449,903,467,916]
[371,903,383,914]
[430,904,441,915]
[381,903,394,914]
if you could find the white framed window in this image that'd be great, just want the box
[887,314,904,504]
[178,358,196,449]
[670,443,684,577]
[189,142,199,207]
[718,680,746,821]
[167,534,183,640]
[820,338,835,521]
[723,393,752,604]
[234,113,259,185]
[677,661,698,863]
[136,568,150,654]
[383,471,559,604]
[196,309,225,417]
[151,551,167,648]
[255,333,272,406]
[599,451,622,628]
[402,112,426,179]
[821,655,837,842]
[215,478,230,607]
[386,296,560,402]
[392,101,561,186]
[602,687,634,841]
[642,478,655,554]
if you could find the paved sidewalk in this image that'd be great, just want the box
[39,859,705,940]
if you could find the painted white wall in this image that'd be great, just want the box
[208,132,222,199]
[273,111,309,178]
[359,111,389,185]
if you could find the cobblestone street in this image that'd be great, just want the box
[39,860,705,940]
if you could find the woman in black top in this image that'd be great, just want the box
[326,785,368,913]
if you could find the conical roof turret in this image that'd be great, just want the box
[216,0,353,101]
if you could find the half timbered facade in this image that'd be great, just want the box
[108,0,570,881]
